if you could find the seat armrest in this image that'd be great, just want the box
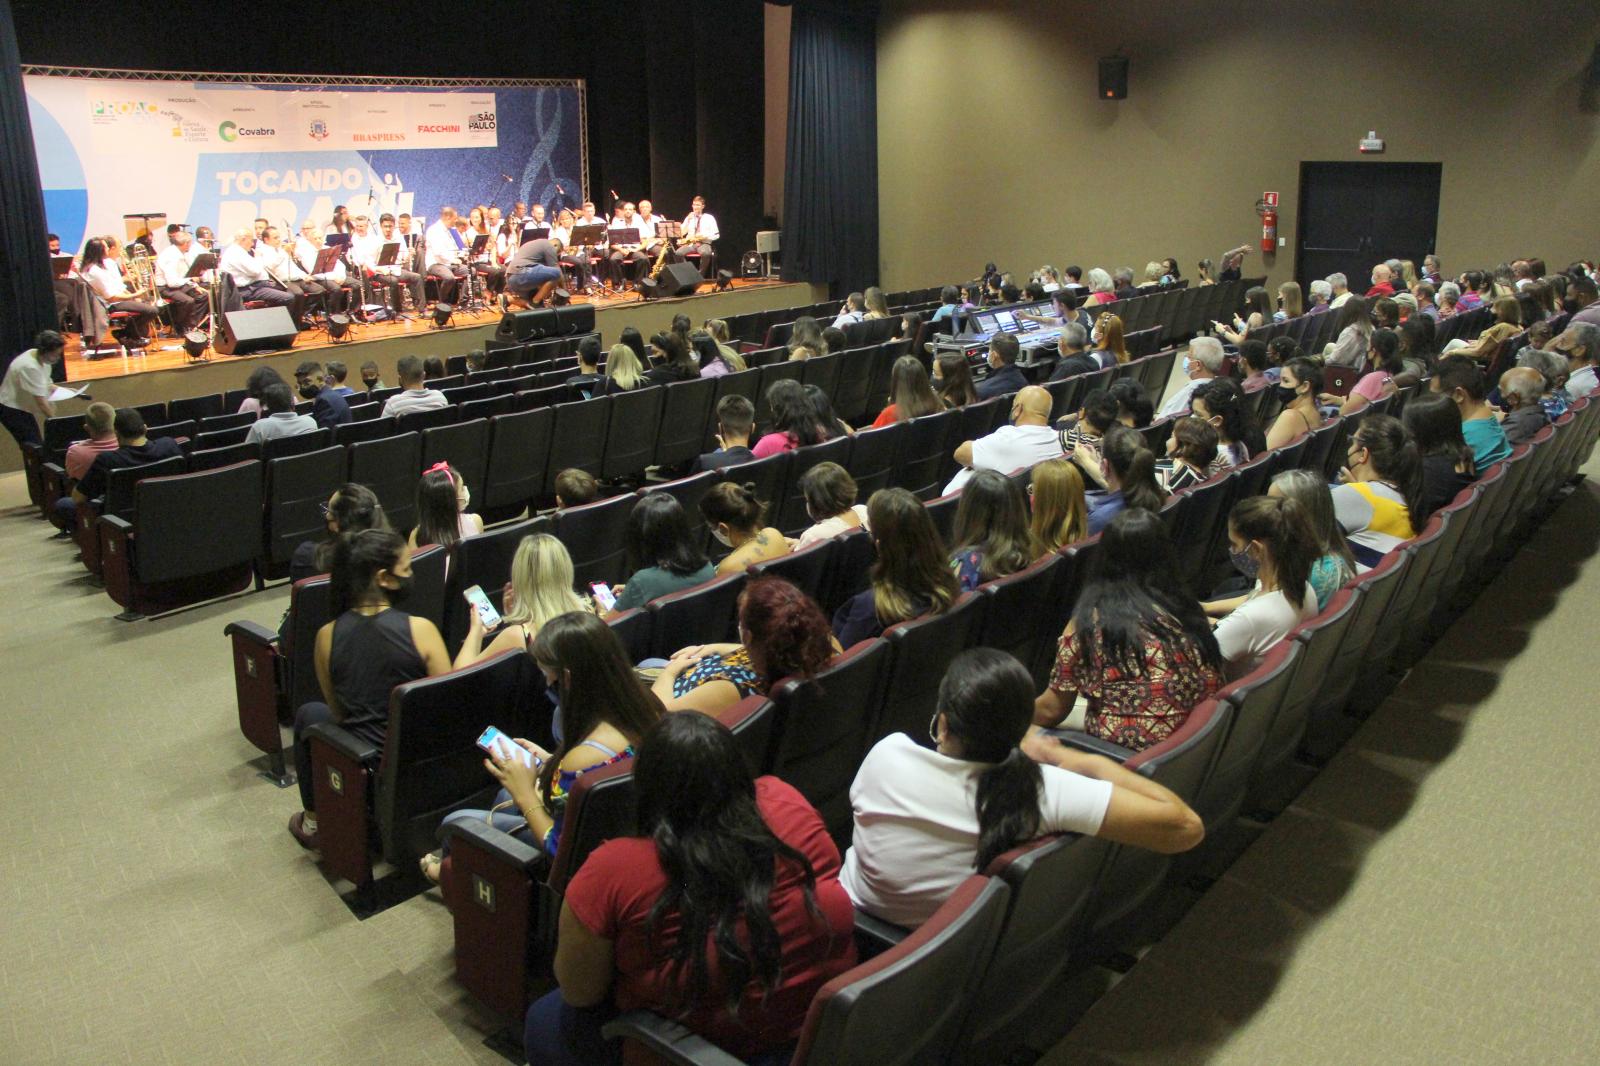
[304,721,380,764]
[600,1011,745,1066]
[441,817,545,873]
[101,514,133,534]
[41,461,67,479]
[223,619,279,647]
[853,907,911,956]
[1044,727,1135,762]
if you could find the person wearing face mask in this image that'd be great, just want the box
[280,484,387,642]
[287,528,451,850]
[408,462,483,551]
[1330,414,1424,568]
[1495,367,1551,446]
[1155,337,1225,420]
[292,360,351,430]
[1430,355,1511,469]
[1265,357,1325,450]
[1204,496,1320,679]
[698,481,789,577]
[244,382,318,445]
[1550,322,1599,398]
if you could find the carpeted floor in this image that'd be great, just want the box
[1,455,1595,1066]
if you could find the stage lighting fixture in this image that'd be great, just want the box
[637,278,659,300]
[551,287,571,306]
[432,303,455,328]
[716,269,734,292]
[327,314,351,341]
[182,330,209,359]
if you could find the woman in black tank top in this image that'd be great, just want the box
[288,529,451,850]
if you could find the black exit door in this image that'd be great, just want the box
[1296,162,1441,294]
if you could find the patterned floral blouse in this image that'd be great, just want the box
[671,647,766,701]
[1049,615,1223,752]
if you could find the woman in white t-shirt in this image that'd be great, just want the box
[1208,495,1320,680]
[794,461,870,547]
[840,647,1204,929]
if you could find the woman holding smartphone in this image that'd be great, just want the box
[454,534,590,668]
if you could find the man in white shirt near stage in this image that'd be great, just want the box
[425,205,468,302]
[607,201,649,287]
[154,229,207,333]
[369,213,425,312]
[296,221,358,315]
[678,195,720,278]
[258,225,326,322]
[219,227,299,323]
[944,385,1064,494]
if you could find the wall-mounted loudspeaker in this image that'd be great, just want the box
[1099,56,1129,100]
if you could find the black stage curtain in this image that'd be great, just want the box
[0,0,59,379]
[781,0,879,298]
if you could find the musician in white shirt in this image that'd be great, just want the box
[607,202,649,287]
[219,227,298,320]
[369,213,426,311]
[80,237,159,339]
[259,225,326,321]
[296,221,358,314]
[635,199,663,252]
[425,205,468,302]
[464,207,505,296]
[154,229,207,333]
[679,195,720,278]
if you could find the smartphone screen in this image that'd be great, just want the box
[463,584,502,629]
[590,581,617,612]
[476,726,534,768]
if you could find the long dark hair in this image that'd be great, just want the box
[1194,378,1266,457]
[1369,328,1404,376]
[1072,509,1221,675]
[315,483,386,571]
[867,488,959,626]
[626,492,709,577]
[619,326,648,364]
[531,612,663,817]
[1352,413,1426,523]
[634,712,820,1013]
[950,470,1037,583]
[329,527,407,617]
[1403,392,1476,478]
[80,237,110,269]
[935,352,978,407]
[413,467,463,550]
[1335,295,1372,337]
[765,379,828,446]
[245,364,287,403]
[887,355,942,420]
[937,649,1044,871]
[651,331,695,375]
[1229,495,1318,611]
[1101,425,1167,514]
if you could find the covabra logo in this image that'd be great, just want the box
[468,111,496,132]
[220,120,275,142]
[309,119,329,141]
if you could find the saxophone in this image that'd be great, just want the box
[647,230,674,281]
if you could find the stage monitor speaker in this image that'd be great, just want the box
[1099,56,1128,100]
[555,303,596,335]
[658,262,703,297]
[495,308,558,341]
[215,306,298,356]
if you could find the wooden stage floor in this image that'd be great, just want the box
[63,277,794,383]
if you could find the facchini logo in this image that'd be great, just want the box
[219,120,275,142]
[417,124,461,133]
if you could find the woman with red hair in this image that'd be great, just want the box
[651,577,840,714]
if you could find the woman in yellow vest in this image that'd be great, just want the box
[1330,414,1423,568]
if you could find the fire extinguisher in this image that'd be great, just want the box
[1260,206,1277,252]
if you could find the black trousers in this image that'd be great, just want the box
[160,284,207,332]
[0,402,41,449]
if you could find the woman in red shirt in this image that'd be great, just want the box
[528,712,856,1065]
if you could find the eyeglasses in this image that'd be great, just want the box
[928,711,941,745]
[318,502,332,519]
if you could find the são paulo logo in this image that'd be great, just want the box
[468,111,496,132]
[219,120,275,142]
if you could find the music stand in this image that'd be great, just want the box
[311,246,342,274]
[51,256,74,279]
[569,224,607,248]
[123,211,166,252]
[520,225,551,245]
[655,220,684,241]
[324,233,352,249]
[469,233,489,254]
[378,242,400,267]
[609,227,641,247]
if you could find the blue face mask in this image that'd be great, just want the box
[1229,545,1260,580]
[1182,355,1191,376]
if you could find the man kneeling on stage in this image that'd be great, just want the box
[503,236,564,309]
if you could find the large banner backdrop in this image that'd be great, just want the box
[24,71,586,255]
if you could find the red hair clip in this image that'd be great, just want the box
[424,460,453,476]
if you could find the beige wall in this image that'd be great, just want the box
[877,0,1600,292]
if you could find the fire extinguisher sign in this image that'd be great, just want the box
[1263,191,1280,208]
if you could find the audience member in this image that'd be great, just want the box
[66,407,185,516]
[1265,357,1324,450]
[452,534,589,669]
[294,360,352,430]
[611,493,715,612]
[409,462,483,550]
[553,467,600,509]
[525,711,853,1065]
[1238,339,1273,391]
[948,470,1038,591]
[693,395,757,472]
[644,331,698,386]
[872,355,943,426]
[1327,272,1352,309]
[1192,378,1266,470]
[1159,416,1218,493]
[946,385,1063,494]
[323,361,355,396]
[1268,470,1356,610]
[692,330,744,379]
[359,360,385,391]
[61,401,119,487]
[831,291,866,328]
[429,611,661,885]
[1086,425,1168,534]
[565,336,606,398]
[844,647,1203,929]
[1306,279,1333,314]
[1447,296,1522,362]
[1496,367,1551,445]
[1324,296,1374,368]
[1551,322,1599,399]
[1207,496,1319,679]
[1404,392,1477,520]
[617,326,649,365]
[976,333,1027,399]
[820,326,848,355]
[700,481,788,576]
[1333,414,1423,567]
[381,356,448,417]
[652,576,837,714]
[786,316,826,358]
[1028,457,1088,551]
[1058,388,1118,487]
[245,383,318,444]
[1216,286,1273,343]
[1365,263,1396,299]
[1327,328,1403,415]
[0,330,64,450]
[1034,509,1223,748]
[804,385,853,441]
[238,365,288,417]
[832,488,959,647]
[1088,313,1130,367]
[932,350,979,408]
[1397,315,1438,377]
[1156,336,1225,420]
[1047,323,1099,380]
[287,529,450,849]
[1432,355,1511,468]
[752,380,832,458]
[1108,377,1154,427]
[289,483,384,584]
[602,342,646,394]
[1517,347,1572,419]
[795,462,869,547]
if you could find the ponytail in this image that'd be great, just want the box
[975,748,1045,871]
[698,480,767,532]
[1103,425,1168,515]
[329,527,406,617]
[1354,414,1426,527]
[1229,495,1318,611]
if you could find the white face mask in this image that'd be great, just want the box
[457,484,470,511]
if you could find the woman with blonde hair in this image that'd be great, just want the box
[602,342,645,393]
[1090,312,1130,366]
[1275,280,1304,321]
[454,533,589,667]
[1029,458,1088,552]
[863,286,890,319]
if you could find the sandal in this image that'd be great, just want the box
[287,811,318,851]
[420,850,443,884]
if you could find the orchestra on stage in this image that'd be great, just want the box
[50,194,723,359]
